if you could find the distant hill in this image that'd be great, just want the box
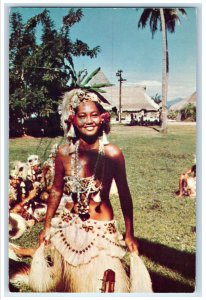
[167,97,183,109]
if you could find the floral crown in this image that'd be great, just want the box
[66,89,106,116]
[60,88,111,138]
[60,68,113,139]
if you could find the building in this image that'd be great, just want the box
[169,92,196,111]
[89,69,160,125]
[169,92,196,121]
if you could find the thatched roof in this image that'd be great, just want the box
[169,91,196,111]
[102,85,159,111]
[89,69,111,86]
[89,69,159,111]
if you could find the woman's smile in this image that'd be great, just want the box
[74,101,102,137]
[84,125,95,130]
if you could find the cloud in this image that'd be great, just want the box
[126,80,162,87]
[168,84,196,100]
[124,80,196,100]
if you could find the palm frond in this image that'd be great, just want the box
[89,87,107,93]
[150,10,160,37]
[138,9,152,28]
[178,8,187,17]
[91,83,114,88]
[81,67,101,85]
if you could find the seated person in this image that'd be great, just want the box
[10,176,36,213]
[9,159,47,223]
[27,155,43,183]
[177,164,196,198]
[9,162,34,211]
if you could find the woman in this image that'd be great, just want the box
[35,88,139,292]
[177,163,196,198]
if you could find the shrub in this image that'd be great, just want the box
[180,104,196,121]
[168,110,178,120]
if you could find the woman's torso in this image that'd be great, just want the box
[60,142,115,221]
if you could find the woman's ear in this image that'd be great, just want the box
[69,114,78,127]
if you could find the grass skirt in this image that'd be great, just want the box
[29,210,152,293]
[49,211,129,292]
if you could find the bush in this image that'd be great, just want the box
[9,113,63,138]
[180,104,196,121]
[167,110,178,120]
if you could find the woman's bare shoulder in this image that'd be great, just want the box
[104,143,123,159]
[57,143,71,157]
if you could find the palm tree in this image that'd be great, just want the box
[137,8,187,133]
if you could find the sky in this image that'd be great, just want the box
[9,6,197,101]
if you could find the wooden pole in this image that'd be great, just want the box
[116,70,126,123]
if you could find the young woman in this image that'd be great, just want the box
[34,88,139,292]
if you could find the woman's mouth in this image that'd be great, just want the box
[84,126,95,131]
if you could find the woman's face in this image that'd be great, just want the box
[74,100,102,137]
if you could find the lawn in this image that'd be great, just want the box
[9,123,196,293]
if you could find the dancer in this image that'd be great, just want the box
[31,88,141,293]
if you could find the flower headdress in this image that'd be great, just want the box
[10,161,29,181]
[59,68,112,146]
[60,89,111,144]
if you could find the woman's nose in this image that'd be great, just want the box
[85,115,92,123]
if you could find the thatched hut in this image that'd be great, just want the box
[90,70,160,125]
[169,92,196,121]
[169,92,196,111]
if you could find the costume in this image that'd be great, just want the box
[29,90,152,293]
[29,139,130,292]
[45,211,130,292]
[29,209,153,293]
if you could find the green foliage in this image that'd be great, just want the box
[180,104,196,121]
[137,8,187,38]
[152,93,162,104]
[9,8,100,128]
[71,67,114,96]
[81,67,101,85]
[167,110,178,120]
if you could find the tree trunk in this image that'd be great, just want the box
[160,8,168,133]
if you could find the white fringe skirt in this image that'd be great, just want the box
[30,210,130,292]
[29,210,153,293]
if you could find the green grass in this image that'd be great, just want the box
[9,124,196,293]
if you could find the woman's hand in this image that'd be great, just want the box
[38,228,47,245]
[125,235,139,255]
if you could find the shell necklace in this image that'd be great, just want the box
[73,139,104,221]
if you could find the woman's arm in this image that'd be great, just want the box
[109,145,139,254]
[39,151,65,243]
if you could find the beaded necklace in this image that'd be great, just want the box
[73,139,104,221]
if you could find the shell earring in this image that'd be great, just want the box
[67,124,76,139]
[102,130,109,145]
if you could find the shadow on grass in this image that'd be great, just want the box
[138,237,195,293]
[149,270,195,293]
[148,126,161,132]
